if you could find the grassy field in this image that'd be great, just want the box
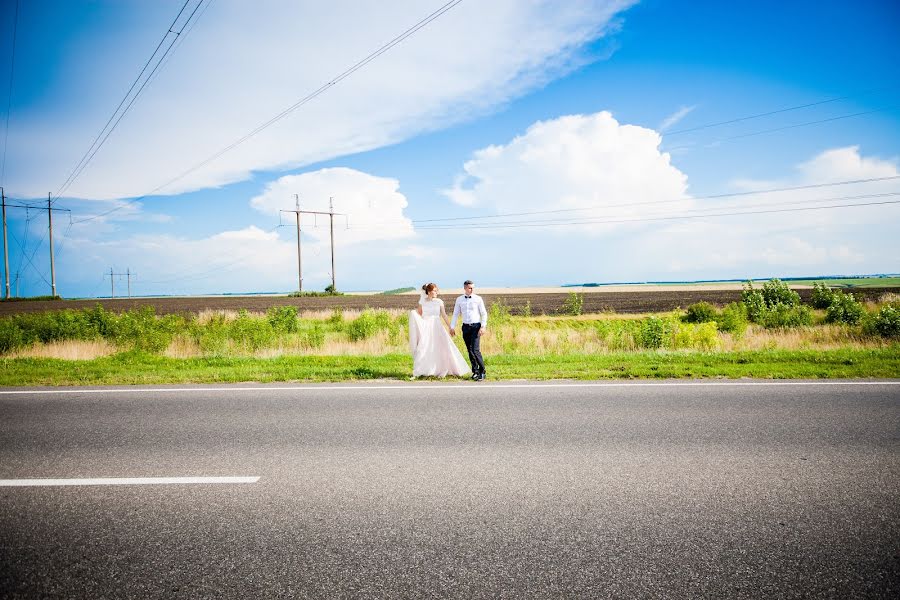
[1,347,898,386]
[0,297,898,384]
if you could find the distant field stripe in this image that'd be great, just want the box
[0,476,260,487]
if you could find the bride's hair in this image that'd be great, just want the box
[422,282,437,294]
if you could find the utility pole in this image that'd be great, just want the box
[48,193,56,297]
[1,187,9,299]
[279,197,344,292]
[107,268,133,298]
[329,197,336,292]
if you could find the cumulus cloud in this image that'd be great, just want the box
[250,167,415,244]
[441,111,692,230]
[8,0,637,202]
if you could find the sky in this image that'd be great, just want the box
[0,0,898,297]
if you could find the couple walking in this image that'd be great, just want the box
[409,280,487,379]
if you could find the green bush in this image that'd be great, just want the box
[683,302,717,323]
[638,316,673,349]
[761,278,800,308]
[741,282,767,322]
[717,302,748,336]
[489,299,512,326]
[759,304,813,329]
[672,322,719,350]
[521,300,532,318]
[110,307,184,353]
[347,309,382,342]
[811,281,836,309]
[0,319,24,353]
[870,304,900,337]
[304,323,326,349]
[824,291,864,325]
[743,279,807,328]
[562,292,584,316]
[191,314,228,354]
[267,305,299,333]
[228,310,274,352]
[327,308,345,330]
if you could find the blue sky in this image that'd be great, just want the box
[1,0,898,297]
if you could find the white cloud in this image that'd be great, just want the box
[9,0,637,202]
[250,167,415,244]
[442,111,692,230]
[659,105,696,132]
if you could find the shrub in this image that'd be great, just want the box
[0,319,24,353]
[761,278,800,308]
[191,314,228,354]
[347,309,393,341]
[743,279,806,328]
[489,299,512,326]
[108,307,182,353]
[683,302,717,323]
[327,308,344,329]
[562,292,584,316]
[741,282,767,322]
[521,300,532,318]
[759,304,813,329]
[304,323,326,349]
[267,305,299,333]
[672,322,719,350]
[228,310,274,352]
[825,291,864,325]
[638,316,673,349]
[811,281,836,309]
[324,284,338,295]
[870,304,900,337]
[717,302,748,336]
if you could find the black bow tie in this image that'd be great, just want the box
[464,295,471,298]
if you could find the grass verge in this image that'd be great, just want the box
[0,347,897,386]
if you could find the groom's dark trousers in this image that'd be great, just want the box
[462,323,485,375]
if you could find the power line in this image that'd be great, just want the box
[664,106,897,152]
[68,0,465,225]
[364,175,900,226]
[664,86,892,136]
[0,0,19,189]
[409,197,900,231]
[53,0,204,202]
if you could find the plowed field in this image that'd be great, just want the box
[1,287,897,317]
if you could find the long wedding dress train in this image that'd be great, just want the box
[409,298,468,377]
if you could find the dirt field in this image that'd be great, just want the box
[1,287,898,317]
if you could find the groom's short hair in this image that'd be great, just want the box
[463,280,473,286]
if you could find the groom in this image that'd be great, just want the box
[450,280,488,380]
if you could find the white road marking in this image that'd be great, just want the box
[0,381,898,395]
[0,476,260,487]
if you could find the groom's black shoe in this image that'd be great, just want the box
[477,373,486,381]
[471,372,479,380]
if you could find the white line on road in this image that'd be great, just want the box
[0,381,898,395]
[0,476,260,487]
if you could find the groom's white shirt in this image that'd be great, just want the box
[451,293,487,329]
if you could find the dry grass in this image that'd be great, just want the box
[8,339,118,360]
[7,311,893,360]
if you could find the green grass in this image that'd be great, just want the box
[1,347,897,386]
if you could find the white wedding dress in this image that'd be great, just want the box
[409,297,469,377]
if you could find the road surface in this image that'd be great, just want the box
[1,381,898,598]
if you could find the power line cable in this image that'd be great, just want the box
[0,0,19,188]
[365,175,900,226]
[410,197,900,231]
[664,86,892,136]
[68,0,465,225]
[665,106,897,152]
[53,0,203,202]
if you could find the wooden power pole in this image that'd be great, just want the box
[280,197,344,292]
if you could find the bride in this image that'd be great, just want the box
[409,282,469,377]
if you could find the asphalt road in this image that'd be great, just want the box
[1,381,898,599]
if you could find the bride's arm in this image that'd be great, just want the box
[440,300,451,328]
